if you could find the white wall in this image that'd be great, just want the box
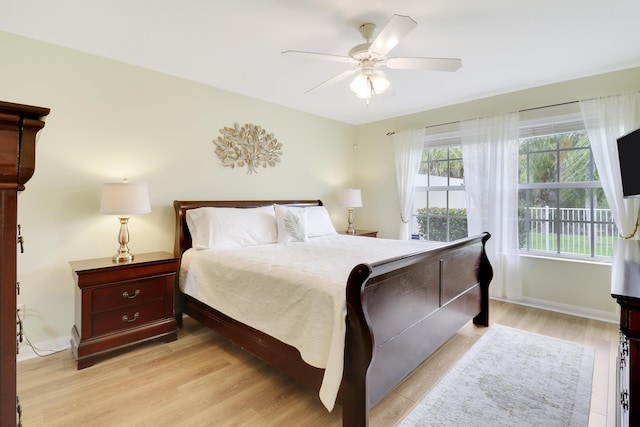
[354,66,640,321]
[0,31,356,348]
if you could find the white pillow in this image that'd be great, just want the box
[305,205,337,238]
[274,204,308,243]
[186,206,277,249]
[185,211,199,248]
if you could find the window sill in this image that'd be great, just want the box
[519,252,612,266]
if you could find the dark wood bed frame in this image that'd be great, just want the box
[173,200,493,427]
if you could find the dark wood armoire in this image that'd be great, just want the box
[612,239,640,427]
[0,101,49,426]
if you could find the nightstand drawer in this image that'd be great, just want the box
[92,299,166,336]
[92,276,166,312]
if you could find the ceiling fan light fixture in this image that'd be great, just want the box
[350,71,390,99]
[284,14,462,97]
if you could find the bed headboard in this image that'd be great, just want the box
[173,199,324,257]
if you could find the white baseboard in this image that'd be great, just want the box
[17,336,71,362]
[492,296,619,324]
[15,298,617,362]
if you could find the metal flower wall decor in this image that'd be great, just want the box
[214,122,283,174]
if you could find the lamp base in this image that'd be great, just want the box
[112,216,134,263]
[112,251,134,263]
[345,207,355,235]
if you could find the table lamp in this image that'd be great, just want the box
[339,188,362,235]
[100,179,151,263]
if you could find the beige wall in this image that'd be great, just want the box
[3,29,637,351]
[1,31,356,348]
[354,66,640,321]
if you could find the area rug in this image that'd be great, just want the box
[398,324,594,427]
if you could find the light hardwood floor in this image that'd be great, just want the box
[17,300,619,426]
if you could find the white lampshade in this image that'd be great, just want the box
[339,188,363,208]
[350,71,390,99]
[100,181,151,216]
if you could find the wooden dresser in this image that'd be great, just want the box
[611,239,640,427]
[0,101,49,427]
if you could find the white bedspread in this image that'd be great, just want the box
[179,234,443,411]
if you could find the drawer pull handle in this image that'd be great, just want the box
[122,289,140,299]
[122,312,140,323]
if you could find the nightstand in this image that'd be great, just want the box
[340,229,378,238]
[70,251,178,369]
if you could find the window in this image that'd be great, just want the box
[412,135,467,242]
[518,115,616,259]
[411,113,616,260]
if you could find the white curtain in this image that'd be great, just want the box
[580,92,640,238]
[394,128,424,240]
[461,112,522,299]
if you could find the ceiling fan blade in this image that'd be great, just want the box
[386,57,462,72]
[369,14,417,56]
[304,68,357,94]
[282,50,357,65]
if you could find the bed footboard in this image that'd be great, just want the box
[342,232,492,427]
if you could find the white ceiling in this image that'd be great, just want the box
[1,0,639,125]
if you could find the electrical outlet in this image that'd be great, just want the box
[16,304,24,321]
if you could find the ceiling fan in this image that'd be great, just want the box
[282,14,462,101]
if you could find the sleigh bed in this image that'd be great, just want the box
[173,199,492,427]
